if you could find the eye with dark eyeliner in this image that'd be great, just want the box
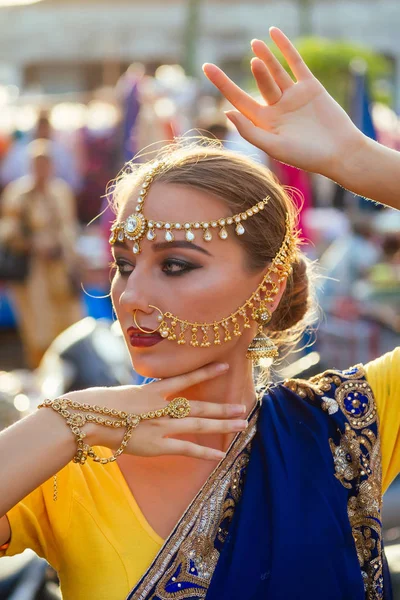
[112,258,134,276]
[161,258,202,276]
[112,257,201,277]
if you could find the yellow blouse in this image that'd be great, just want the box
[1,447,163,600]
[1,348,399,599]
[364,347,400,493]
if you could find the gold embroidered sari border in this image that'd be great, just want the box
[128,402,261,600]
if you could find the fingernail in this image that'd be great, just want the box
[231,405,247,415]
[232,420,248,431]
[216,363,229,372]
[202,62,215,72]
[213,450,226,460]
[224,111,238,123]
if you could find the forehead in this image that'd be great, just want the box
[118,181,229,224]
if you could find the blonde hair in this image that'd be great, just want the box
[110,138,317,378]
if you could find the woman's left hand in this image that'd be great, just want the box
[203,27,365,181]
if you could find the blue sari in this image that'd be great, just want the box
[126,365,392,600]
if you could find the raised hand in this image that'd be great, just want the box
[66,363,248,461]
[203,27,364,179]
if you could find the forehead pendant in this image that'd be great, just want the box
[109,159,271,254]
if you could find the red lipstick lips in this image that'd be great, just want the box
[127,326,164,348]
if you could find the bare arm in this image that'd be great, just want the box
[0,408,80,546]
[203,27,399,211]
[0,363,245,547]
[329,135,400,210]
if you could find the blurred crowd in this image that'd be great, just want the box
[0,62,399,376]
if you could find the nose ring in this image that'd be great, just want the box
[133,305,164,334]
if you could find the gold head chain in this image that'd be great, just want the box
[109,159,270,254]
[110,159,298,348]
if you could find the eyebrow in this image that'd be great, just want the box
[112,239,213,257]
[112,240,129,250]
[152,240,213,256]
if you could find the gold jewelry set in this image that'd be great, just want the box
[38,396,190,463]
[109,160,269,253]
[111,159,298,364]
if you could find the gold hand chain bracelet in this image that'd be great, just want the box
[38,396,190,465]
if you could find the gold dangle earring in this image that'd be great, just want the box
[246,305,278,365]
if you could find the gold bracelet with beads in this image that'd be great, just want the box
[37,396,190,465]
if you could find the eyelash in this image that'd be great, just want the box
[112,258,199,277]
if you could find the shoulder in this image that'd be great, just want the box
[51,177,73,194]
[364,347,400,388]
[2,176,33,202]
[282,364,366,397]
[280,364,378,429]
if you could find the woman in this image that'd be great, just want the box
[0,29,399,600]
[0,139,82,368]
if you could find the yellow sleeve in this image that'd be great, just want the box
[0,463,72,571]
[364,347,400,494]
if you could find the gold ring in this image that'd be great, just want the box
[133,305,164,334]
[165,397,191,419]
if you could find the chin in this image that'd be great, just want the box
[127,343,227,380]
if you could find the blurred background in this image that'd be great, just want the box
[0,0,399,598]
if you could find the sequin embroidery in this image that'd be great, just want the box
[284,365,384,600]
[127,406,259,600]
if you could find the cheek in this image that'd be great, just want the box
[170,268,245,323]
[110,274,123,315]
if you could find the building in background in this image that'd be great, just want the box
[0,0,399,111]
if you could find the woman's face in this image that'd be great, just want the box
[111,182,268,379]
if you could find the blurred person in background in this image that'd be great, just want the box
[0,110,81,194]
[357,233,400,332]
[318,216,380,312]
[0,139,82,368]
[116,62,145,164]
[369,234,400,293]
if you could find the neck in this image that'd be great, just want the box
[171,351,257,453]
[180,356,256,409]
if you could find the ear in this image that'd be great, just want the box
[266,270,287,315]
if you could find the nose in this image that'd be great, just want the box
[118,266,154,317]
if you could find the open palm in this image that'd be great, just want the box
[203,27,362,176]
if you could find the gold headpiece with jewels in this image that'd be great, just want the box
[109,160,271,254]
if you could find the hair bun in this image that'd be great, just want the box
[269,256,310,333]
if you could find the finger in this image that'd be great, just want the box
[161,438,226,461]
[156,362,229,396]
[269,27,313,81]
[189,401,246,418]
[225,111,280,157]
[251,39,294,91]
[165,417,248,436]
[251,57,282,106]
[202,63,263,121]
